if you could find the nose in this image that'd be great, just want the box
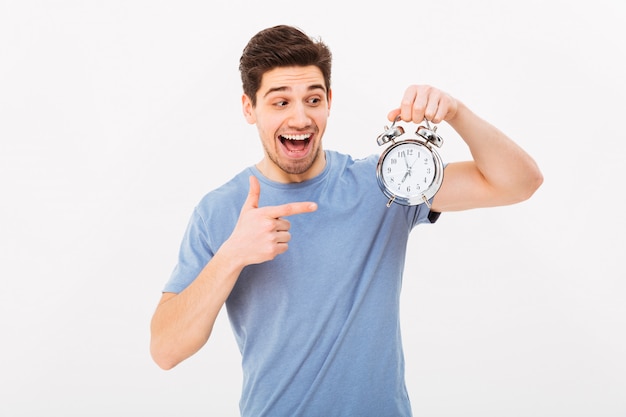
[287,103,312,128]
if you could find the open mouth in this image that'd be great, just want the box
[279,133,311,154]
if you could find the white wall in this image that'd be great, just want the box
[1,1,624,416]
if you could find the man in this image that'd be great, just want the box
[150,25,543,416]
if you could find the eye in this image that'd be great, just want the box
[274,100,289,108]
[307,97,322,105]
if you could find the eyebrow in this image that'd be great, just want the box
[263,84,327,98]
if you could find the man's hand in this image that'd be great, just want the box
[387,84,459,124]
[223,176,318,266]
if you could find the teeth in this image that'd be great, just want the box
[281,134,310,140]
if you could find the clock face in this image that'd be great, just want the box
[377,140,442,205]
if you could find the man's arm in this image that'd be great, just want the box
[150,176,318,370]
[388,85,543,212]
[149,250,245,370]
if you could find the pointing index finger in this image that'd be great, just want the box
[264,201,318,219]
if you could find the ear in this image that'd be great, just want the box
[242,94,256,124]
[327,88,332,115]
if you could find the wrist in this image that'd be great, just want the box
[216,241,247,273]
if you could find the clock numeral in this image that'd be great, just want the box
[390,158,398,165]
[396,149,414,159]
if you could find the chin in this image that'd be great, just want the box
[281,152,321,176]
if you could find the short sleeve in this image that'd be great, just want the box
[162,208,213,294]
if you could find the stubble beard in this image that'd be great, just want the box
[262,138,322,176]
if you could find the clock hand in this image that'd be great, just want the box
[403,154,412,177]
[399,170,410,185]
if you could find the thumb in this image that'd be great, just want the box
[241,175,261,212]
[387,108,401,122]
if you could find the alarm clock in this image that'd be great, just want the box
[376,117,444,208]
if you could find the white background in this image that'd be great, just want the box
[1,1,624,416]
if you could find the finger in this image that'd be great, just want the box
[423,92,441,123]
[387,87,415,122]
[274,230,292,244]
[411,87,431,123]
[400,85,420,122]
[264,201,318,219]
[432,101,448,124]
[241,175,261,212]
[275,218,291,232]
[387,108,401,122]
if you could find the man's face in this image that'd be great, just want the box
[242,65,332,183]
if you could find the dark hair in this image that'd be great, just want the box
[239,25,332,106]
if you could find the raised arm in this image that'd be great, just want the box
[388,85,543,212]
